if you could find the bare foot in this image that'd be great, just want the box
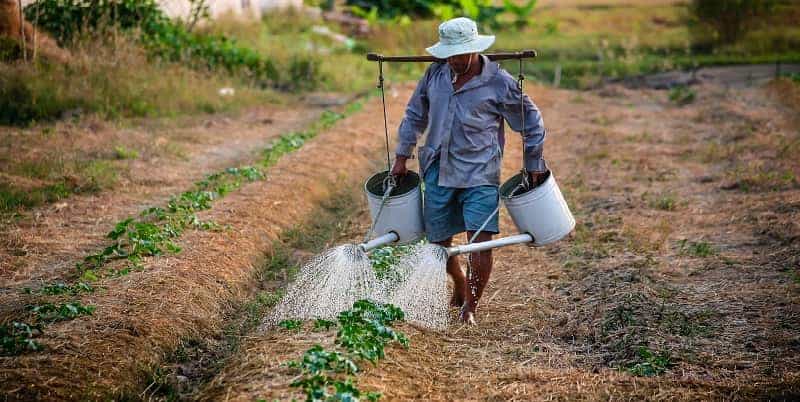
[459,305,477,325]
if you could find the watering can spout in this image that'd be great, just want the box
[358,231,399,253]
[445,233,534,257]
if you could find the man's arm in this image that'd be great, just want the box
[392,65,433,176]
[498,73,548,184]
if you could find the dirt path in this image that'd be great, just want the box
[196,82,799,400]
[0,87,413,400]
[0,105,325,287]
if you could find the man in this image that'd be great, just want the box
[390,17,548,324]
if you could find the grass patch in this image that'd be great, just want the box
[724,164,797,192]
[678,239,715,257]
[647,192,679,211]
[113,146,139,160]
[0,156,121,214]
[668,85,697,105]
[1,37,280,126]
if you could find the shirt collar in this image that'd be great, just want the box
[449,54,498,94]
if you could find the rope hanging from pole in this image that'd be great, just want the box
[518,57,529,190]
[378,60,392,173]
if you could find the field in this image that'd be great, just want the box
[1,0,799,400]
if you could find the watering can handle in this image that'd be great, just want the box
[520,168,530,190]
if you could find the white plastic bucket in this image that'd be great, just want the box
[364,170,425,245]
[500,171,575,246]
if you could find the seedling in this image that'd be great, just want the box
[314,319,336,331]
[26,282,94,295]
[279,319,303,331]
[286,300,408,401]
[0,321,43,356]
[626,346,672,376]
[29,302,96,322]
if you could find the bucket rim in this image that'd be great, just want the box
[365,170,421,198]
[500,171,555,200]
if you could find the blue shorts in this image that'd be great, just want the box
[423,161,500,243]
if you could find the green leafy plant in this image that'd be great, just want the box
[369,244,415,282]
[503,0,537,28]
[29,301,96,322]
[286,300,407,401]
[76,165,263,276]
[23,282,94,296]
[75,106,351,278]
[1,322,43,356]
[346,0,503,27]
[314,319,337,331]
[279,319,304,330]
[626,346,672,376]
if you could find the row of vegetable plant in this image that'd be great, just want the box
[277,299,408,401]
[2,103,362,356]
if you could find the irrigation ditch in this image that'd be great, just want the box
[0,85,416,400]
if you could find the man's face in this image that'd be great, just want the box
[447,53,476,73]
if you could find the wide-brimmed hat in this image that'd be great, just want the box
[426,17,495,59]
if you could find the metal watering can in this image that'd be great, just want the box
[357,169,575,256]
[443,170,575,257]
[360,170,425,252]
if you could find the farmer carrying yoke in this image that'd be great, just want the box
[391,17,548,324]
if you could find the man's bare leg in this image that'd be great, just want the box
[461,231,493,324]
[433,237,467,307]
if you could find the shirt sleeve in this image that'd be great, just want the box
[498,73,548,172]
[395,64,434,157]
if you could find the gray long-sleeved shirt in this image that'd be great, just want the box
[395,55,547,188]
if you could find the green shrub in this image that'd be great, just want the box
[24,0,280,87]
[0,37,23,62]
[689,0,776,45]
[0,72,85,126]
[346,0,505,28]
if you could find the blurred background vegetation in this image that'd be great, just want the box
[0,0,797,126]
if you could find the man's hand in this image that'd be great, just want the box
[391,156,409,177]
[528,170,548,187]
